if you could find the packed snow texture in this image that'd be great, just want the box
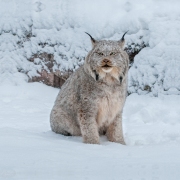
[1,0,180,95]
[0,83,180,179]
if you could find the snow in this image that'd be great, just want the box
[1,0,180,178]
[128,7,180,95]
[1,0,180,94]
[1,83,180,179]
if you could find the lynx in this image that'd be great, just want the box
[50,32,129,144]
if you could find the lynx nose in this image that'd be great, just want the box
[102,59,111,64]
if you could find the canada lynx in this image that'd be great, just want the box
[50,32,129,144]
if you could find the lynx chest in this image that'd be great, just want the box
[96,89,122,128]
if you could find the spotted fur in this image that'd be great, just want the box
[50,33,129,144]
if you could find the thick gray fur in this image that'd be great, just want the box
[50,34,129,144]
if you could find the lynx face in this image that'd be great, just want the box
[84,33,128,83]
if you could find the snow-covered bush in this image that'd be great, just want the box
[0,0,39,85]
[1,0,180,95]
[128,3,180,96]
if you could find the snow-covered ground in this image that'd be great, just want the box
[1,83,180,180]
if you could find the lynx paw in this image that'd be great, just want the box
[83,136,100,144]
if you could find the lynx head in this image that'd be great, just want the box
[84,32,129,84]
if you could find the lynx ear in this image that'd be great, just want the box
[85,32,96,47]
[118,31,128,49]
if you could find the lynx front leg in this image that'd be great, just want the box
[78,110,99,144]
[106,113,125,145]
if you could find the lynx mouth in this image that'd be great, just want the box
[101,65,113,73]
[102,64,111,68]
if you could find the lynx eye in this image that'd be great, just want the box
[96,52,104,56]
[110,52,117,56]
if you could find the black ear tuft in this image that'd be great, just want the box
[119,31,128,49]
[85,32,96,44]
[121,31,129,42]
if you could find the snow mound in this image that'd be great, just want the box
[128,3,180,95]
